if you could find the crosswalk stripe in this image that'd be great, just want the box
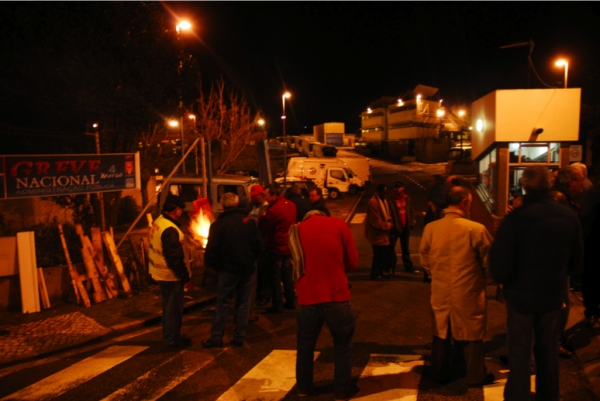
[483,375,536,400]
[101,349,222,401]
[0,345,147,401]
[216,350,319,401]
[354,354,423,400]
[351,213,366,224]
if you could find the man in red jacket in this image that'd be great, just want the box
[292,210,359,400]
[259,183,297,313]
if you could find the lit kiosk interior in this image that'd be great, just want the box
[470,88,581,233]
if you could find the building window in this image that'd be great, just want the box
[507,142,560,210]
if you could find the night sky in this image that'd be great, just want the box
[166,2,600,135]
[1,2,599,139]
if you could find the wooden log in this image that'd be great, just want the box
[102,231,132,294]
[37,268,51,309]
[75,225,106,303]
[127,235,148,291]
[81,245,106,303]
[58,225,90,308]
[78,231,117,299]
[91,228,105,267]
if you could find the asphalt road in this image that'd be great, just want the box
[0,157,596,401]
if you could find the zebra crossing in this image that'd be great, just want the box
[0,346,535,401]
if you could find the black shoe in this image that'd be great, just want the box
[255,298,271,307]
[201,339,224,348]
[467,373,495,387]
[230,339,244,347]
[404,266,416,273]
[249,315,259,323]
[166,336,192,348]
[334,385,360,400]
[381,273,391,280]
[498,354,509,366]
[283,302,296,310]
[265,307,284,314]
[558,345,573,359]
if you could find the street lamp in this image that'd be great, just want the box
[555,59,569,88]
[176,20,192,173]
[282,92,291,186]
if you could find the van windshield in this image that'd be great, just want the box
[344,167,354,178]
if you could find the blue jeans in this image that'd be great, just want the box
[267,252,295,309]
[505,303,560,401]
[296,301,355,392]
[209,271,254,342]
[158,281,184,346]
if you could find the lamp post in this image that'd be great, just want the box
[85,123,106,231]
[555,59,569,88]
[176,20,192,173]
[282,92,291,186]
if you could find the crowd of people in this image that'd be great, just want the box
[147,162,597,401]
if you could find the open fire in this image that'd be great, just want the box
[190,208,211,248]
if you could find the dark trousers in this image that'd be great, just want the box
[210,271,254,342]
[296,301,355,392]
[390,228,412,271]
[371,244,392,279]
[505,303,560,401]
[583,263,600,318]
[430,323,487,384]
[558,280,570,345]
[158,281,184,347]
[256,250,272,302]
[267,252,295,309]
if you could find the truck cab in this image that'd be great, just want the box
[157,174,258,215]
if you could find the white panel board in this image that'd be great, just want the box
[17,231,40,313]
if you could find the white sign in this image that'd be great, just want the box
[569,145,582,162]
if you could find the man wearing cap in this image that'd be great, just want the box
[259,183,297,313]
[149,194,192,348]
[249,184,268,222]
[389,181,417,273]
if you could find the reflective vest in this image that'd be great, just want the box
[149,215,184,281]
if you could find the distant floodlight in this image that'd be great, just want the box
[168,120,179,127]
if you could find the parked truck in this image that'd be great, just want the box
[284,157,365,199]
[158,174,258,215]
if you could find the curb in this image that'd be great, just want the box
[0,294,216,368]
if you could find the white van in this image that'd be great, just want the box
[285,157,365,198]
[336,155,371,186]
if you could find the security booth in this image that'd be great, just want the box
[469,88,581,233]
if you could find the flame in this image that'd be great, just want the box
[191,208,211,248]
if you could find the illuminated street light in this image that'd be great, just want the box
[555,59,569,88]
[437,109,445,117]
[176,20,192,33]
[397,99,403,106]
[168,120,179,127]
[282,91,291,186]
[458,110,466,117]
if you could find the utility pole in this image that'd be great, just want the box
[86,123,106,231]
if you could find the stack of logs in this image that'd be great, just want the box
[58,224,134,308]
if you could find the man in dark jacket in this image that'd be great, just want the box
[286,183,312,222]
[308,187,330,216]
[149,194,192,348]
[260,183,297,313]
[490,166,583,401]
[202,192,263,348]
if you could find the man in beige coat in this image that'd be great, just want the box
[419,186,494,387]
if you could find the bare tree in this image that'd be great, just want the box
[195,79,257,174]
